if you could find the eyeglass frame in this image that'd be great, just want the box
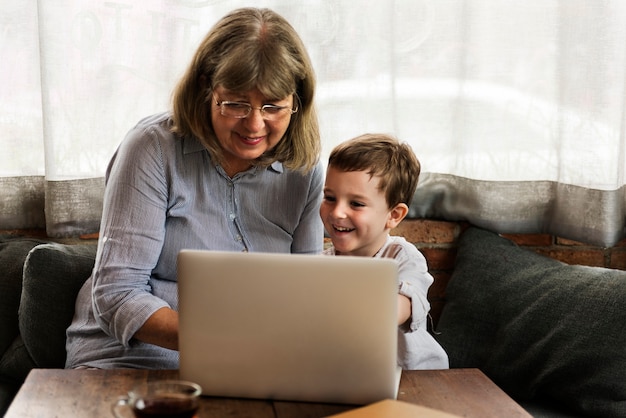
[214,95,299,121]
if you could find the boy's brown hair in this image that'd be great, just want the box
[327,133,421,208]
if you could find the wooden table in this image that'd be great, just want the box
[5,368,531,417]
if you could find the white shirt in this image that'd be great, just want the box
[324,235,449,370]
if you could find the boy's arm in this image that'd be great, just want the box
[398,294,411,325]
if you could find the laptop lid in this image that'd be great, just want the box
[177,250,401,405]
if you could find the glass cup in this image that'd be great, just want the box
[112,380,202,418]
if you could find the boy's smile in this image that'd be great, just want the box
[320,167,394,257]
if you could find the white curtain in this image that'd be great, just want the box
[2,0,625,246]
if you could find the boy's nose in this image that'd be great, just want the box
[330,203,348,218]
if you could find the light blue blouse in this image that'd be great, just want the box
[66,112,324,369]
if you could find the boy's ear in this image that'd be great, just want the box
[386,203,409,229]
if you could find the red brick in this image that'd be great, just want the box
[392,220,460,244]
[613,237,626,247]
[420,247,457,271]
[428,271,451,301]
[79,232,100,240]
[609,248,626,270]
[502,233,553,246]
[0,228,49,239]
[533,248,606,267]
[555,237,586,246]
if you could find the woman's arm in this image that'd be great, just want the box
[92,121,174,348]
[134,307,179,350]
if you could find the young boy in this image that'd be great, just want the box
[320,133,449,370]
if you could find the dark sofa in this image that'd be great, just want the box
[434,227,626,418]
[0,238,97,415]
[1,227,625,417]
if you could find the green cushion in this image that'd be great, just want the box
[435,227,626,418]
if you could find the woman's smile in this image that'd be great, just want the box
[237,133,265,146]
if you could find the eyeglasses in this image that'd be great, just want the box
[215,99,298,121]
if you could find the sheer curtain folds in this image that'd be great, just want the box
[2,0,625,245]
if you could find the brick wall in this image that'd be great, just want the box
[392,219,626,326]
[6,223,625,326]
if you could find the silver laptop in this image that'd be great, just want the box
[177,250,402,405]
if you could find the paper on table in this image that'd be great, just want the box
[325,399,461,418]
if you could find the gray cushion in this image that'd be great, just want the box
[19,242,97,369]
[0,336,36,382]
[435,227,626,418]
[0,238,48,357]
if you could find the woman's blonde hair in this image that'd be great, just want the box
[171,7,320,171]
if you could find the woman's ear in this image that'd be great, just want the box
[386,203,409,229]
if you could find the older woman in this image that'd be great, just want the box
[66,7,323,369]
